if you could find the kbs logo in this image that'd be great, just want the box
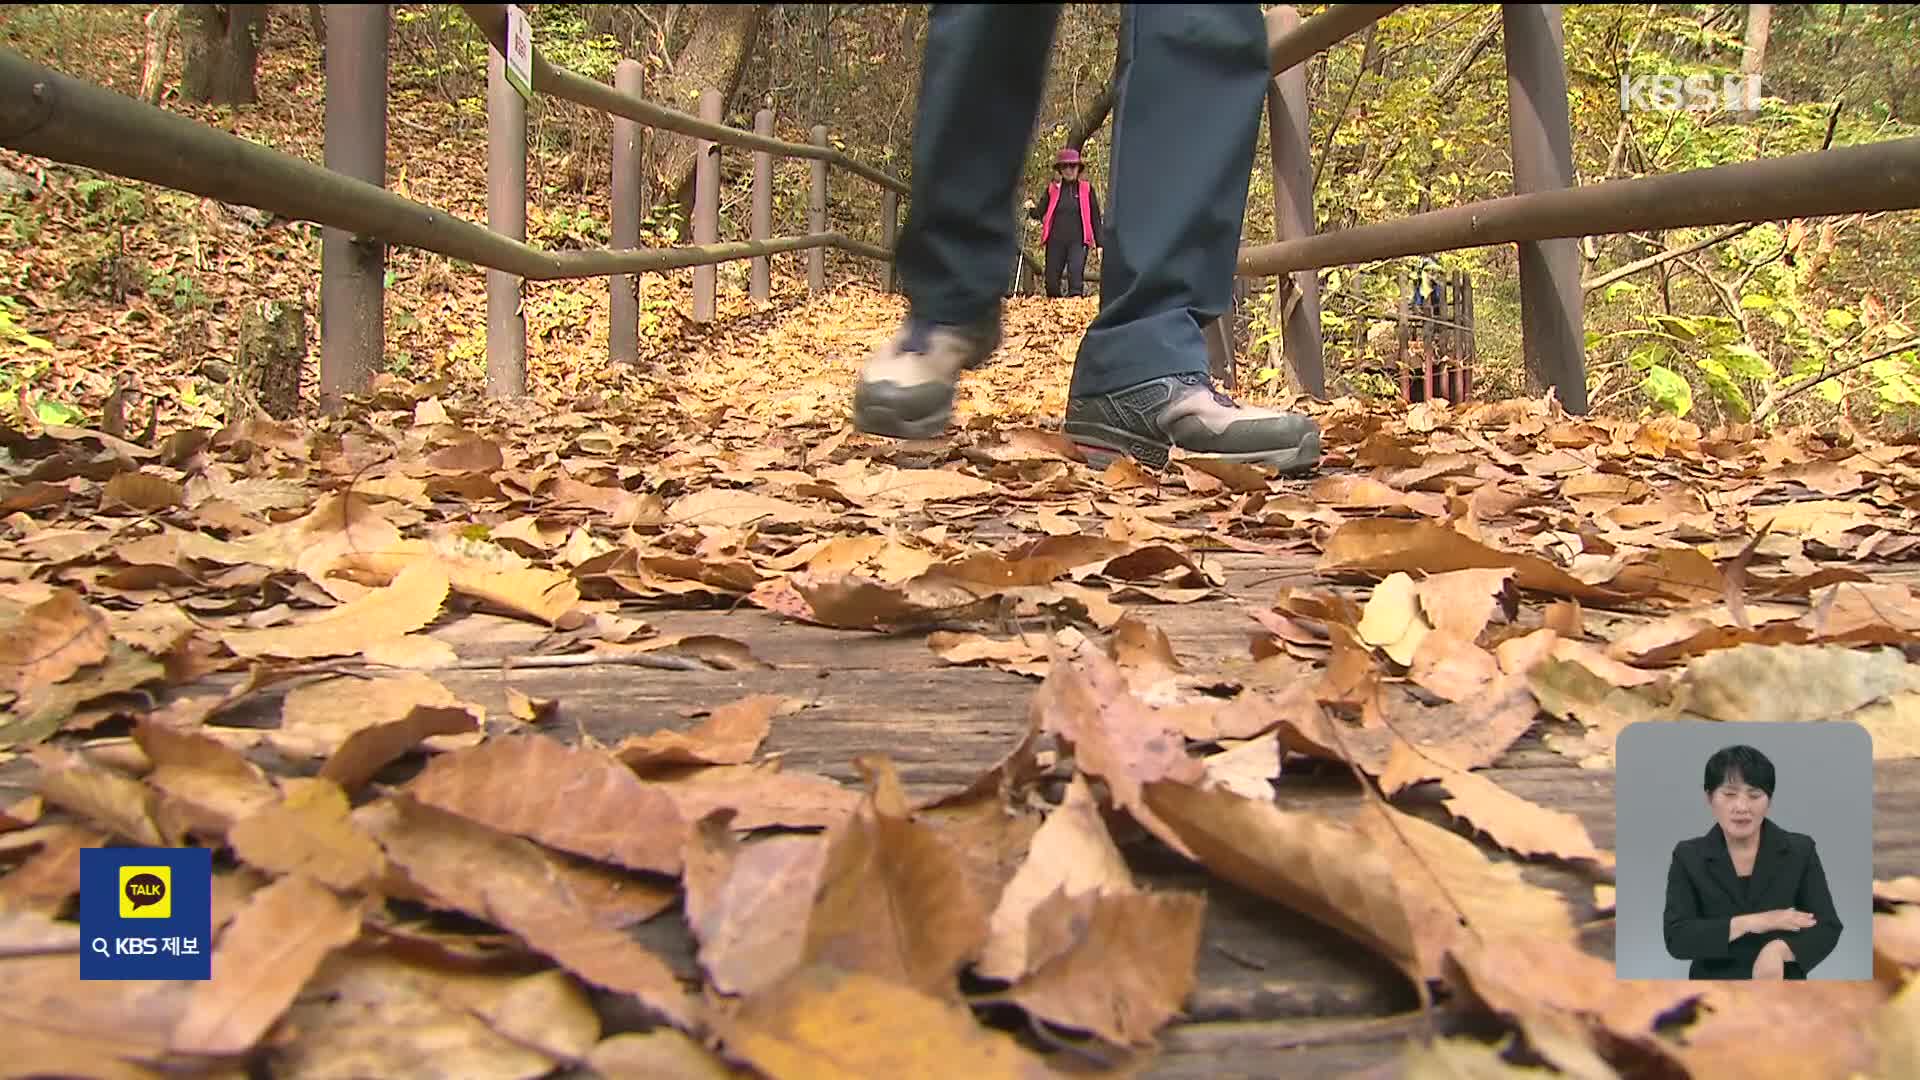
[119,865,171,919]
[1620,73,1763,113]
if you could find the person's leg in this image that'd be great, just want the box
[1066,242,1088,297]
[1044,237,1067,298]
[1063,4,1320,471]
[854,5,1061,439]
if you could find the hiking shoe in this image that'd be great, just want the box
[1064,372,1321,473]
[852,316,1001,439]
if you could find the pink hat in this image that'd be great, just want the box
[1055,147,1082,166]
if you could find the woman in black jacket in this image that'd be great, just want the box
[1662,744,1843,979]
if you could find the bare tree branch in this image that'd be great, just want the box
[1753,337,1920,423]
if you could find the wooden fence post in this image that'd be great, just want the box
[485,44,527,396]
[881,190,899,294]
[692,89,723,323]
[808,125,828,295]
[319,3,387,413]
[1266,5,1326,398]
[609,58,643,364]
[1503,3,1587,412]
[750,108,772,302]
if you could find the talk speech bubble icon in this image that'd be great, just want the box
[124,871,167,911]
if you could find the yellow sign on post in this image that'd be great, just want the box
[504,5,534,101]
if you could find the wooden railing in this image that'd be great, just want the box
[4,4,1918,417]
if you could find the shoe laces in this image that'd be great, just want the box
[1175,371,1240,409]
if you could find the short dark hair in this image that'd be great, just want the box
[1704,744,1776,798]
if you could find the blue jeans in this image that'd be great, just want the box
[893,4,1269,398]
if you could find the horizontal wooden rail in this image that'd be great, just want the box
[1237,135,1920,276]
[1267,4,1403,74]
[458,5,909,198]
[0,47,888,280]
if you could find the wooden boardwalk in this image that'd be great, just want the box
[12,546,1900,1076]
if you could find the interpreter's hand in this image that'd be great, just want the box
[1752,939,1793,980]
[1752,908,1818,933]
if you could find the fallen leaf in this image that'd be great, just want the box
[1382,742,1609,868]
[800,757,990,998]
[1321,520,1628,602]
[274,673,482,762]
[683,813,828,996]
[1034,641,1205,859]
[361,634,459,669]
[319,704,482,793]
[587,1030,748,1080]
[135,720,279,840]
[32,746,172,846]
[407,733,684,875]
[1201,732,1284,802]
[0,589,110,698]
[227,778,387,893]
[221,561,449,660]
[364,795,692,1027]
[274,952,598,1080]
[615,695,792,769]
[1357,572,1431,666]
[171,874,363,1056]
[976,774,1133,982]
[716,965,1055,1080]
[999,887,1206,1048]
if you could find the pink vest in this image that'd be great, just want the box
[1040,180,1095,247]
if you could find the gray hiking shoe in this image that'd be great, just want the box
[851,316,1001,439]
[1064,372,1321,473]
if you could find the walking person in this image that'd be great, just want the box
[1027,147,1101,298]
[851,4,1321,473]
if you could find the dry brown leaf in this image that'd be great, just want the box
[227,778,387,892]
[1321,520,1628,603]
[364,795,692,1028]
[652,766,859,832]
[32,745,172,846]
[0,589,110,698]
[587,1030,749,1080]
[667,488,828,529]
[102,471,185,513]
[927,630,1053,677]
[0,823,105,914]
[1201,732,1284,802]
[800,757,990,998]
[976,773,1133,982]
[1381,741,1609,868]
[614,694,793,769]
[221,560,449,660]
[361,634,459,670]
[274,953,598,1080]
[1407,631,1503,703]
[753,570,1000,632]
[1034,641,1205,859]
[0,954,190,1080]
[171,874,364,1056]
[319,704,482,793]
[274,673,482,762]
[407,733,684,875]
[0,793,43,831]
[831,464,996,505]
[1000,887,1206,1049]
[716,965,1055,1080]
[1141,779,1421,978]
[134,720,279,840]
[683,813,828,996]
[1417,568,1516,642]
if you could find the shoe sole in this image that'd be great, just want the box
[1067,424,1322,476]
[852,399,953,441]
[850,350,995,441]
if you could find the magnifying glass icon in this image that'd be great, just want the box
[90,937,110,957]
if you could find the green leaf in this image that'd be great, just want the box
[1628,342,1673,372]
[1695,359,1752,420]
[1253,366,1281,386]
[1641,364,1693,417]
[33,400,82,426]
[1650,314,1704,342]
[1739,293,1776,311]
[1824,308,1858,332]
[1817,378,1845,404]
[1712,343,1773,381]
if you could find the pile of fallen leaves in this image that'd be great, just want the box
[3,371,1920,1077]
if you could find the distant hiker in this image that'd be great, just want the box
[851,5,1320,475]
[1024,148,1102,298]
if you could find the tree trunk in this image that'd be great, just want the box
[1741,4,1772,77]
[307,4,324,51]
[182,4,266,105]
[652,4,770,212]
[140,5,180,105]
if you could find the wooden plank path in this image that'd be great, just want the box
[12,547,1909,1075]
